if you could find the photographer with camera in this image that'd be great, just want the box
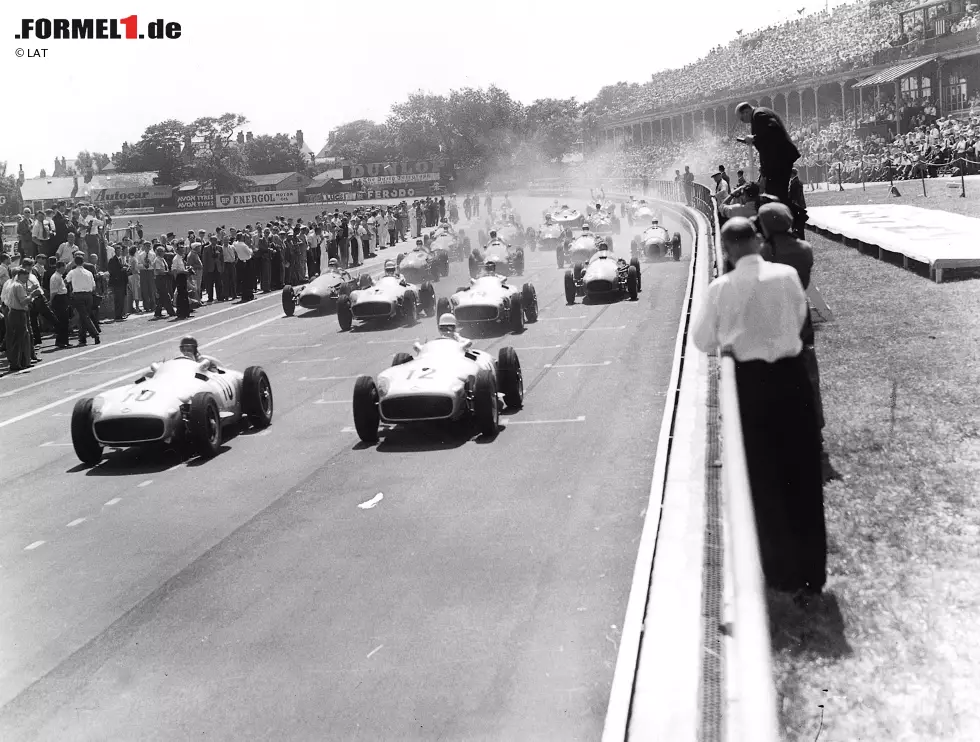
[735,102,801,208]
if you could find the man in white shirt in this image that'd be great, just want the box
[56,232,79,265]
[49,261,71,347]
[65,255,101,345]
[692,217,825,598]
[232,233,254,302]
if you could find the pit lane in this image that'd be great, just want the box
[0,197,690,740]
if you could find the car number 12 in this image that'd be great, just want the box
[404,369,435,380]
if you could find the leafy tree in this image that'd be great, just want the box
[112,119,186,185]
[526,97,582,162]
[93,152,110,172]
[326,120,392,163]
[0,162,23,216]
[76,151,95,182]
[186,113,250,192]
[243,134,307,175]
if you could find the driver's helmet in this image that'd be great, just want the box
[651,219,659,227]
[384,259,397,276]
[488,230,497,239]
[595,203,602,211]
[440,217,448,224]
[415,238,424,246]
[544,213,552,222]
[179,335,200,360]
[598,240,608,250]
[561,204,569,209]
[483,259,497,275]
[327,257,339,269]
[508,215,516,223]
[438,313,457,337]
[581,224,591,232]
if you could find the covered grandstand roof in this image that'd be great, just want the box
[853,54,939,88]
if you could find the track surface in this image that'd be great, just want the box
[0,198,690,741]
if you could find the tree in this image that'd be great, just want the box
[112,119,186,185]
[186,113,249,193]
[76,151,95,182]
[93,152,110,172]
[0,162,23,217]
[525,97,582,162]
[243,134,307,175]
[326,120,392,163]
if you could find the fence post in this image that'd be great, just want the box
[920,163,927,197]
[837,163,844,191]
[961,164,967,198]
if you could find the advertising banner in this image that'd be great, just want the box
[215,190,299,209]
[362,185,440,200]
[343,159,445,179]
[304,192,357,203]
[113,206,157,215]
[360,173,440,186]
[91,185,174,203]
[175,190,216,211]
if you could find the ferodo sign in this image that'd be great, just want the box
[215,190,299,209]
[362,188,424,199]
[344,159,444,179]
[92,185,173,202]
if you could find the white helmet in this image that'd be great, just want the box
[438,313,458,335]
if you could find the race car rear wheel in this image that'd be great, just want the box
[497,347,524,409]
[573,262,584,281]
[71,397,103,466]
[402,294,418,327]
[564,270,576,305]
[337,296,353,332]
[419,281,436,316]
[352,376,380,443]
[510,294,525,333]
[672,234,682,261]
[630,257,642,292]
[189,392,222,459]
[521,283,538,323]
[281,285,296,317]
[473,369,499,437]
[627,266,639,301]
[435,296,451,326]
[242,366,274,428]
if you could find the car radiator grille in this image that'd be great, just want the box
[381,395,454,421]
[94,417,166,443]
[586,279,615,293]
[352,301,391,318]
[299,294,326,309]
[455,305,499,322]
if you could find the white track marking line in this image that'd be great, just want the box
[268,344,323,350]
[281,357,341,364]
[358,493,384,509]
[314,400,348,405]
[366,338,417,345]
[72,368,137,376]
[504,416,586,425]
[543,361,613,368]
[66,518,87,528]
[298,375,359,382]
[103,497,122,507]
[137,480,153,488]
[511,345,563,350]
[366,645,384,659]
[562,325,627,332]
[24,541,45,551]
[0,315,280,431]
[258,332,304,337]
[39,441,72,448]
[0,303,275,399]
[536,316,587,321]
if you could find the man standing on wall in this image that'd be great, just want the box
[735,102,801,207]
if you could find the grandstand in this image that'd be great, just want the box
[593,0,980,183]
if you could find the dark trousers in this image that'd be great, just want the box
[238,259,254,301]
[259,260,272,292]
[154,275,175,316]
[175,273,191,317]
[203,270,222,302]
[271,254,283,289]
[762,168,792,207]
[51,294,71,346]
[71,292,101,342]
[350,237,360,265]
[112,283,127,319]
[735,354,826,593]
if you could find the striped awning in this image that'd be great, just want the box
[853,55,939,88]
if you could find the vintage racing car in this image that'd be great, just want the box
[564,250,641,304]
[281,269,371,317]
[631,222,682,261]
[70,358,273,466]
[469,236,525,278]
[586,207,621,235]
[427,225,469,262]
[530,221,566,252]
[478,219,526,250]
[557,227,608,269]
[545,204,585,229]
[396,242,449,282]
[627,199,660,229]
[338,273,436,331]
[586,198,617,216]
[351,339,525,441]
[437,273,538,334]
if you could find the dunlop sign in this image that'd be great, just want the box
[215,190,299,209]
[344,159,444,179]
[92,185,174,202]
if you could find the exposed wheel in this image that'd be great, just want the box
[242,366,273,428]
[564,270,576,305]
[352,375,380,443]
[497,346,524,409]
[188,391,222,459]
[435,296,451,325]
[673,236,682,261]
[71,397,103,466]
[392,352,413,366]
[510,294,524,333]
[419,281,436,316]
[573,261,584,281]
[281,285,296,317]
[627,265,639,301]
[630,257,642,292]
[521,283,538,322]
[337,296,353,331]
[473,369,499,436]
[402,294,418,327]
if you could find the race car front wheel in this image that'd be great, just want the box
[473,369,499,437]
[337,297,354,332]
[243,366,273,428]
[189,392,222,459]
[435,296,451,326]
[630,257,642,293]
[402,294,419,327]
[419,282,436,316]
[71,397,103,466]
[510,294,525,334]
[521,283,538,323]
[352,376,381,443]
[497,347,524,409]
[281,286,296,317]
[564,271,576,305]
[627,266,639,301]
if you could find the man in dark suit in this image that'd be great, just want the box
[788,168,807,239]
[736,102,801,207]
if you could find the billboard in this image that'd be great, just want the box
[343,159,445,179]
[215,190,299,209]
[175,190,216,211]
[361,173,440,186]
[303,192,357,203]
[361,185,442,200]
[91,185,174,202]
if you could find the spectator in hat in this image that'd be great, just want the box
[717,165,731,188]
[736,102,801,206]
[108,244,130,321]
[712,170,731,201]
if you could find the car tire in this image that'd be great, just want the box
[392,352,413,367]
[188,391,222,459]
[419,281,436,316]
[573,261,584,282]
[497,346,524,409]
[630,257,642,292]
[402,294,418,327]
[71,397,103,466]
[627,266,639,301]
[673,234,682,261]
[564,270,576,305]
[281,285,296,317]
[242,366,273,428]
[337,296,353,332]
[473,369,499,437]
[521,283,538,322]
[435,296,451,325]
[352,375,380,443]
[510,294,524,333]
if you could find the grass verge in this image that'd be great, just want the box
[805,176,980,219]
[767,222,980,741]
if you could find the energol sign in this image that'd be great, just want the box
[215,190,299,208]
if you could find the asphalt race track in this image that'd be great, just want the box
[0,197,690,741]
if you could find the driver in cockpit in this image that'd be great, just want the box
[482,259,507,282]
[145,335,220,377]
[325,257,342,273]
[383,259,409,286]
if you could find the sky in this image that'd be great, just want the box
[3,0,856,179]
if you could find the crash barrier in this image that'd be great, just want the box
[590,181,779,741]
[807,204,980,283]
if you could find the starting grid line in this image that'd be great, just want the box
[339,416,585,433]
